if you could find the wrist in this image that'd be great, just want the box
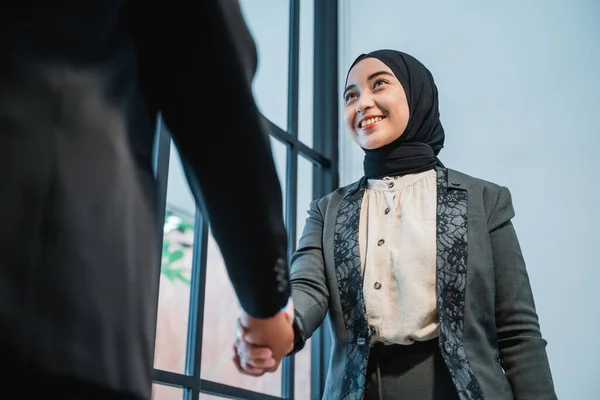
[281,297,294,324]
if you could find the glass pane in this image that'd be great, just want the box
[294,155,315,400]
[238,0,290,129]
[298,0,314,147]
[152,384,184,400]
[295,337,312,400]
[200,230,282,396]
[296,155,315,244]
[154,142,196,373]
[164,142,196,218]
[270,135,288,224]
[199,394,226,399]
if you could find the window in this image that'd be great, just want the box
[151,1,338,399]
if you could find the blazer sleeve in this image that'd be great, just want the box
[488,187,557,399]
[134,0,290,319]
[288,199,330,354]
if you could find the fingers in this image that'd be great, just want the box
[234,318,274,360]
[233,320,276,375]
[234,315,289,376]
[241,310,293,346]
[234,317,247,341]
[234,340,275,368]
[233,342,276,374]
[232,347,265,377]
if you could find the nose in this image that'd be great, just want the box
[356,92,375,114]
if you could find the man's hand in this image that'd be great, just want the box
[233,302,294,376]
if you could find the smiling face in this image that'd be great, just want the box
[344,57,410,150]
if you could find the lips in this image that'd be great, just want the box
[359,116,384,129]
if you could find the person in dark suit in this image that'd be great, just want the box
[234,49,557,399]
[0,0,293,398]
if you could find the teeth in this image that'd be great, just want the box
[360,117,383,127]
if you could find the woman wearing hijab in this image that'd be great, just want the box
[233,49,557,400]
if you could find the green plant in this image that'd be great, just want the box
[161,211,194,285]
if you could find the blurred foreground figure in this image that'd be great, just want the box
[0,1,293,398]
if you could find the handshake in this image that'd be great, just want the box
[233,300,296,376]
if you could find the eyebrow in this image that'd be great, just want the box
[344,70,396,95]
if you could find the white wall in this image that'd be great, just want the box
[339,1,600,398]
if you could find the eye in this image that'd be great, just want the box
[373,78,387,89]
[344,92,357,103]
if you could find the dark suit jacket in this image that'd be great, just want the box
[289,168,557,400]
[0,1,289,398]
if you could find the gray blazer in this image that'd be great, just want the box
[289,167,557,400]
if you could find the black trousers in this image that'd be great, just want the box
[364,338,460,400]
[3,366,143,399]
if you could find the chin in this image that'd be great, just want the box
[353,130,394,150]
[361,132,403,150]
[359,137,387,150]
[360,143,378,150]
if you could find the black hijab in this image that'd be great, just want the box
[346,50,445,179]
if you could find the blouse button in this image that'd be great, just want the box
[388,182,394,189]
[374,282,382,290]
[377,239,385,246]
[384,207,390,215]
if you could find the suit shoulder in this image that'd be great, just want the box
[446,168,511,215]
[447,168,505,194]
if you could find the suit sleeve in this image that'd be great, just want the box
[287,200,330,355]
[137,0,289,318]
[489,187,557,399]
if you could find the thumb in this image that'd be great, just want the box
[243,329,264,345]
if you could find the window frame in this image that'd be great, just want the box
[151,1,338,399]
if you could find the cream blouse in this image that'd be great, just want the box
[359,168,439,345]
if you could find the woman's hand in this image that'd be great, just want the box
[232,317,277,376]
[232,303,294,376]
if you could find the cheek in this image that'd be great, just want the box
[388,105,409,137]
[397,103,410,130]
[344,110,356,132]
[400,108,410,129]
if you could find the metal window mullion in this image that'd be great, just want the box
[154,369,196,389]
[282,0,300,398]
[281,140,298,400]
[151,114,172,389]
[183,209,209,399]
[287,0,300,140]
[201,379,285,400]
[266,118,330,170]
[298,141,331,170]
[311,0,339,399]
[153,114,171,251]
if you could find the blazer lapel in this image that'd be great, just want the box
[435,167,484,400]
[333,178,370,400]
